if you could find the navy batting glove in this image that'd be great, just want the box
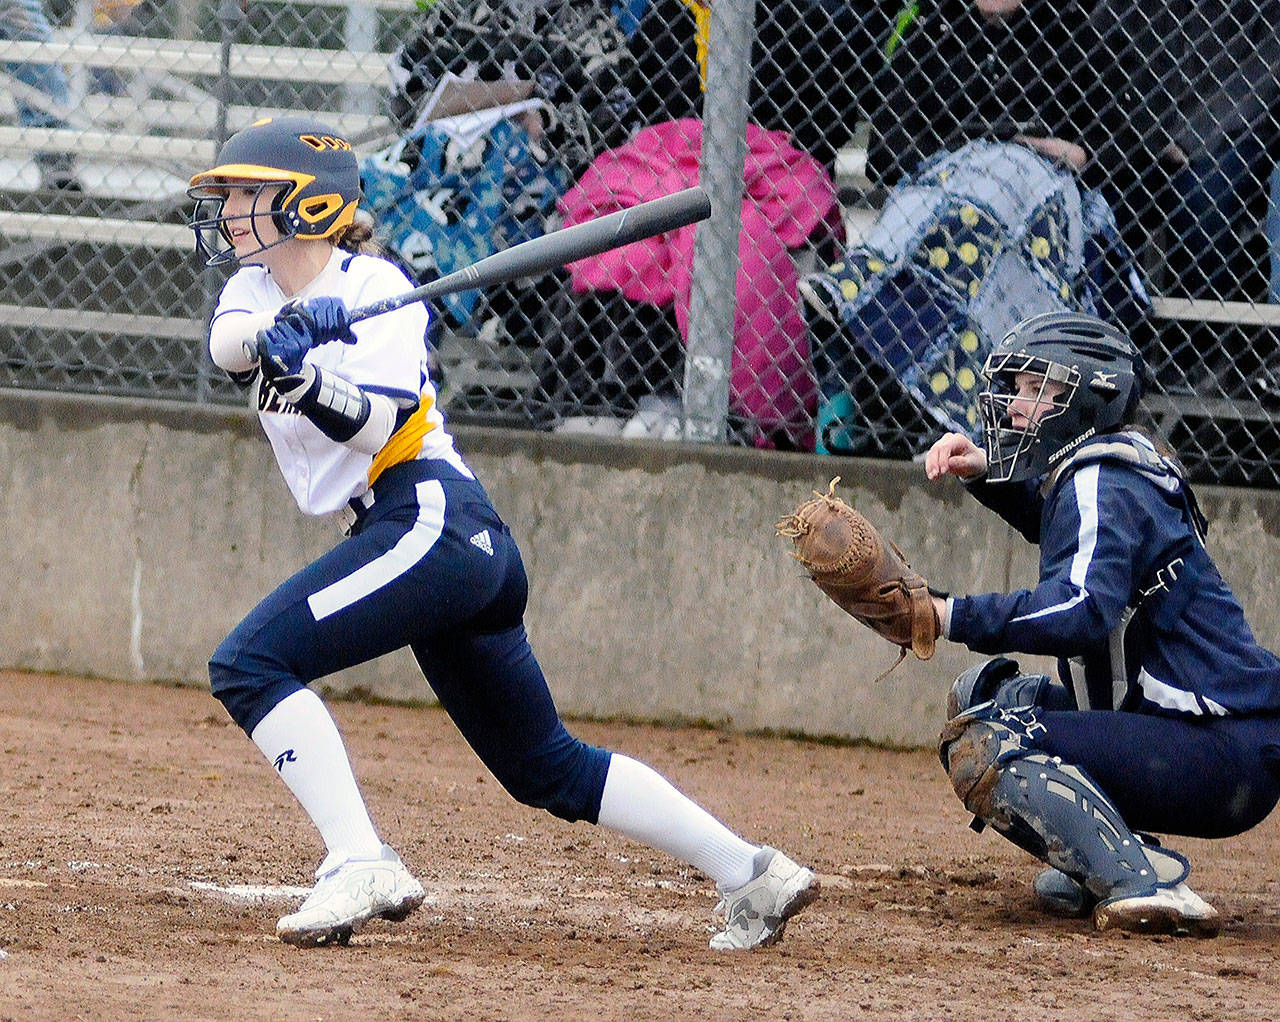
[256,315,313,380]
[285,296,355,345]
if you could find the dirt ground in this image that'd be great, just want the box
[0,671,1278,1021]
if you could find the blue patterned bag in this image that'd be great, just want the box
[800,140,1149,455]
[360,118,570,330]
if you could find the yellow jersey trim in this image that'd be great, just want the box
[367,393,436,487]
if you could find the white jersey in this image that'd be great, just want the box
[210,248,467,516]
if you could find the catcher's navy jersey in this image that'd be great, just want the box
[949,432,1280,717]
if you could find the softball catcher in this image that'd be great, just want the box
[780,311,1280,936]
[189,116,817,949]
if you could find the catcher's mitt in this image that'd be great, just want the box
[777,478,938,673]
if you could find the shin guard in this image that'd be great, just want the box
[940,701,1190,903]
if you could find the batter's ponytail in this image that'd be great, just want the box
[333,207,383,256]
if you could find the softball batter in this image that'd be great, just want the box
[187,116,817,949]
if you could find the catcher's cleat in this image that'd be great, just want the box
[708,847,820,950]
[1093,881,1221,938]
[277,844,425,947]
[1032,867,1095,918]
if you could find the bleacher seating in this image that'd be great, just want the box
[4,21,1279,478]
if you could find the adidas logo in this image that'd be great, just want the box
[469,529,494,556]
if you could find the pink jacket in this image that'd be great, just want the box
[558,119,841,446]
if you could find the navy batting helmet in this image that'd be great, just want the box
[978,312,1147,483]
[187,116,361,266]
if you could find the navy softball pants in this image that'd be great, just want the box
[208,458,611,823]
[1028,683,1280,839]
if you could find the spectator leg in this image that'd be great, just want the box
[1164,139,1266,301]
[1,0,81,189]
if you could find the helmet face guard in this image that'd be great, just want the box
[979,351,1080,483]
[187,117,360,267]
[187,178,298,267]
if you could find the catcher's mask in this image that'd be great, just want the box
[187,116,361,267]
[978,312,1146,483]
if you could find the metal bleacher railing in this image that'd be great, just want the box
[2,0,1279,486]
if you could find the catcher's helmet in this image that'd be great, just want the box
[187,116,361,266]
[978,311,1146,483]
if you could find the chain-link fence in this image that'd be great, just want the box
[3,0,1279,483]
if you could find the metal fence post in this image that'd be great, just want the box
[343,1,378,116]
[682,0,754,442]
[214,0,245,153]
[198,0,246,404]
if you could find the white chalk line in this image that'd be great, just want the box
[187,881,311,903]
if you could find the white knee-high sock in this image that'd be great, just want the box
[596,754,760,889]
[250,688,383,867]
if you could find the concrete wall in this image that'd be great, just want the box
[5,389,1280,748]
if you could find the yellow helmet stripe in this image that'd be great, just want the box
[187,164,316,192]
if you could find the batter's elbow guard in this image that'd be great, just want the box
[290,366,372,443]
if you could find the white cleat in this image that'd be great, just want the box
[1093,881,1221,938]
[709,846,820,950]
[277,844,426,947]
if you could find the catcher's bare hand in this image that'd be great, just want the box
[777,479,939,674]
[925,433,987,482]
